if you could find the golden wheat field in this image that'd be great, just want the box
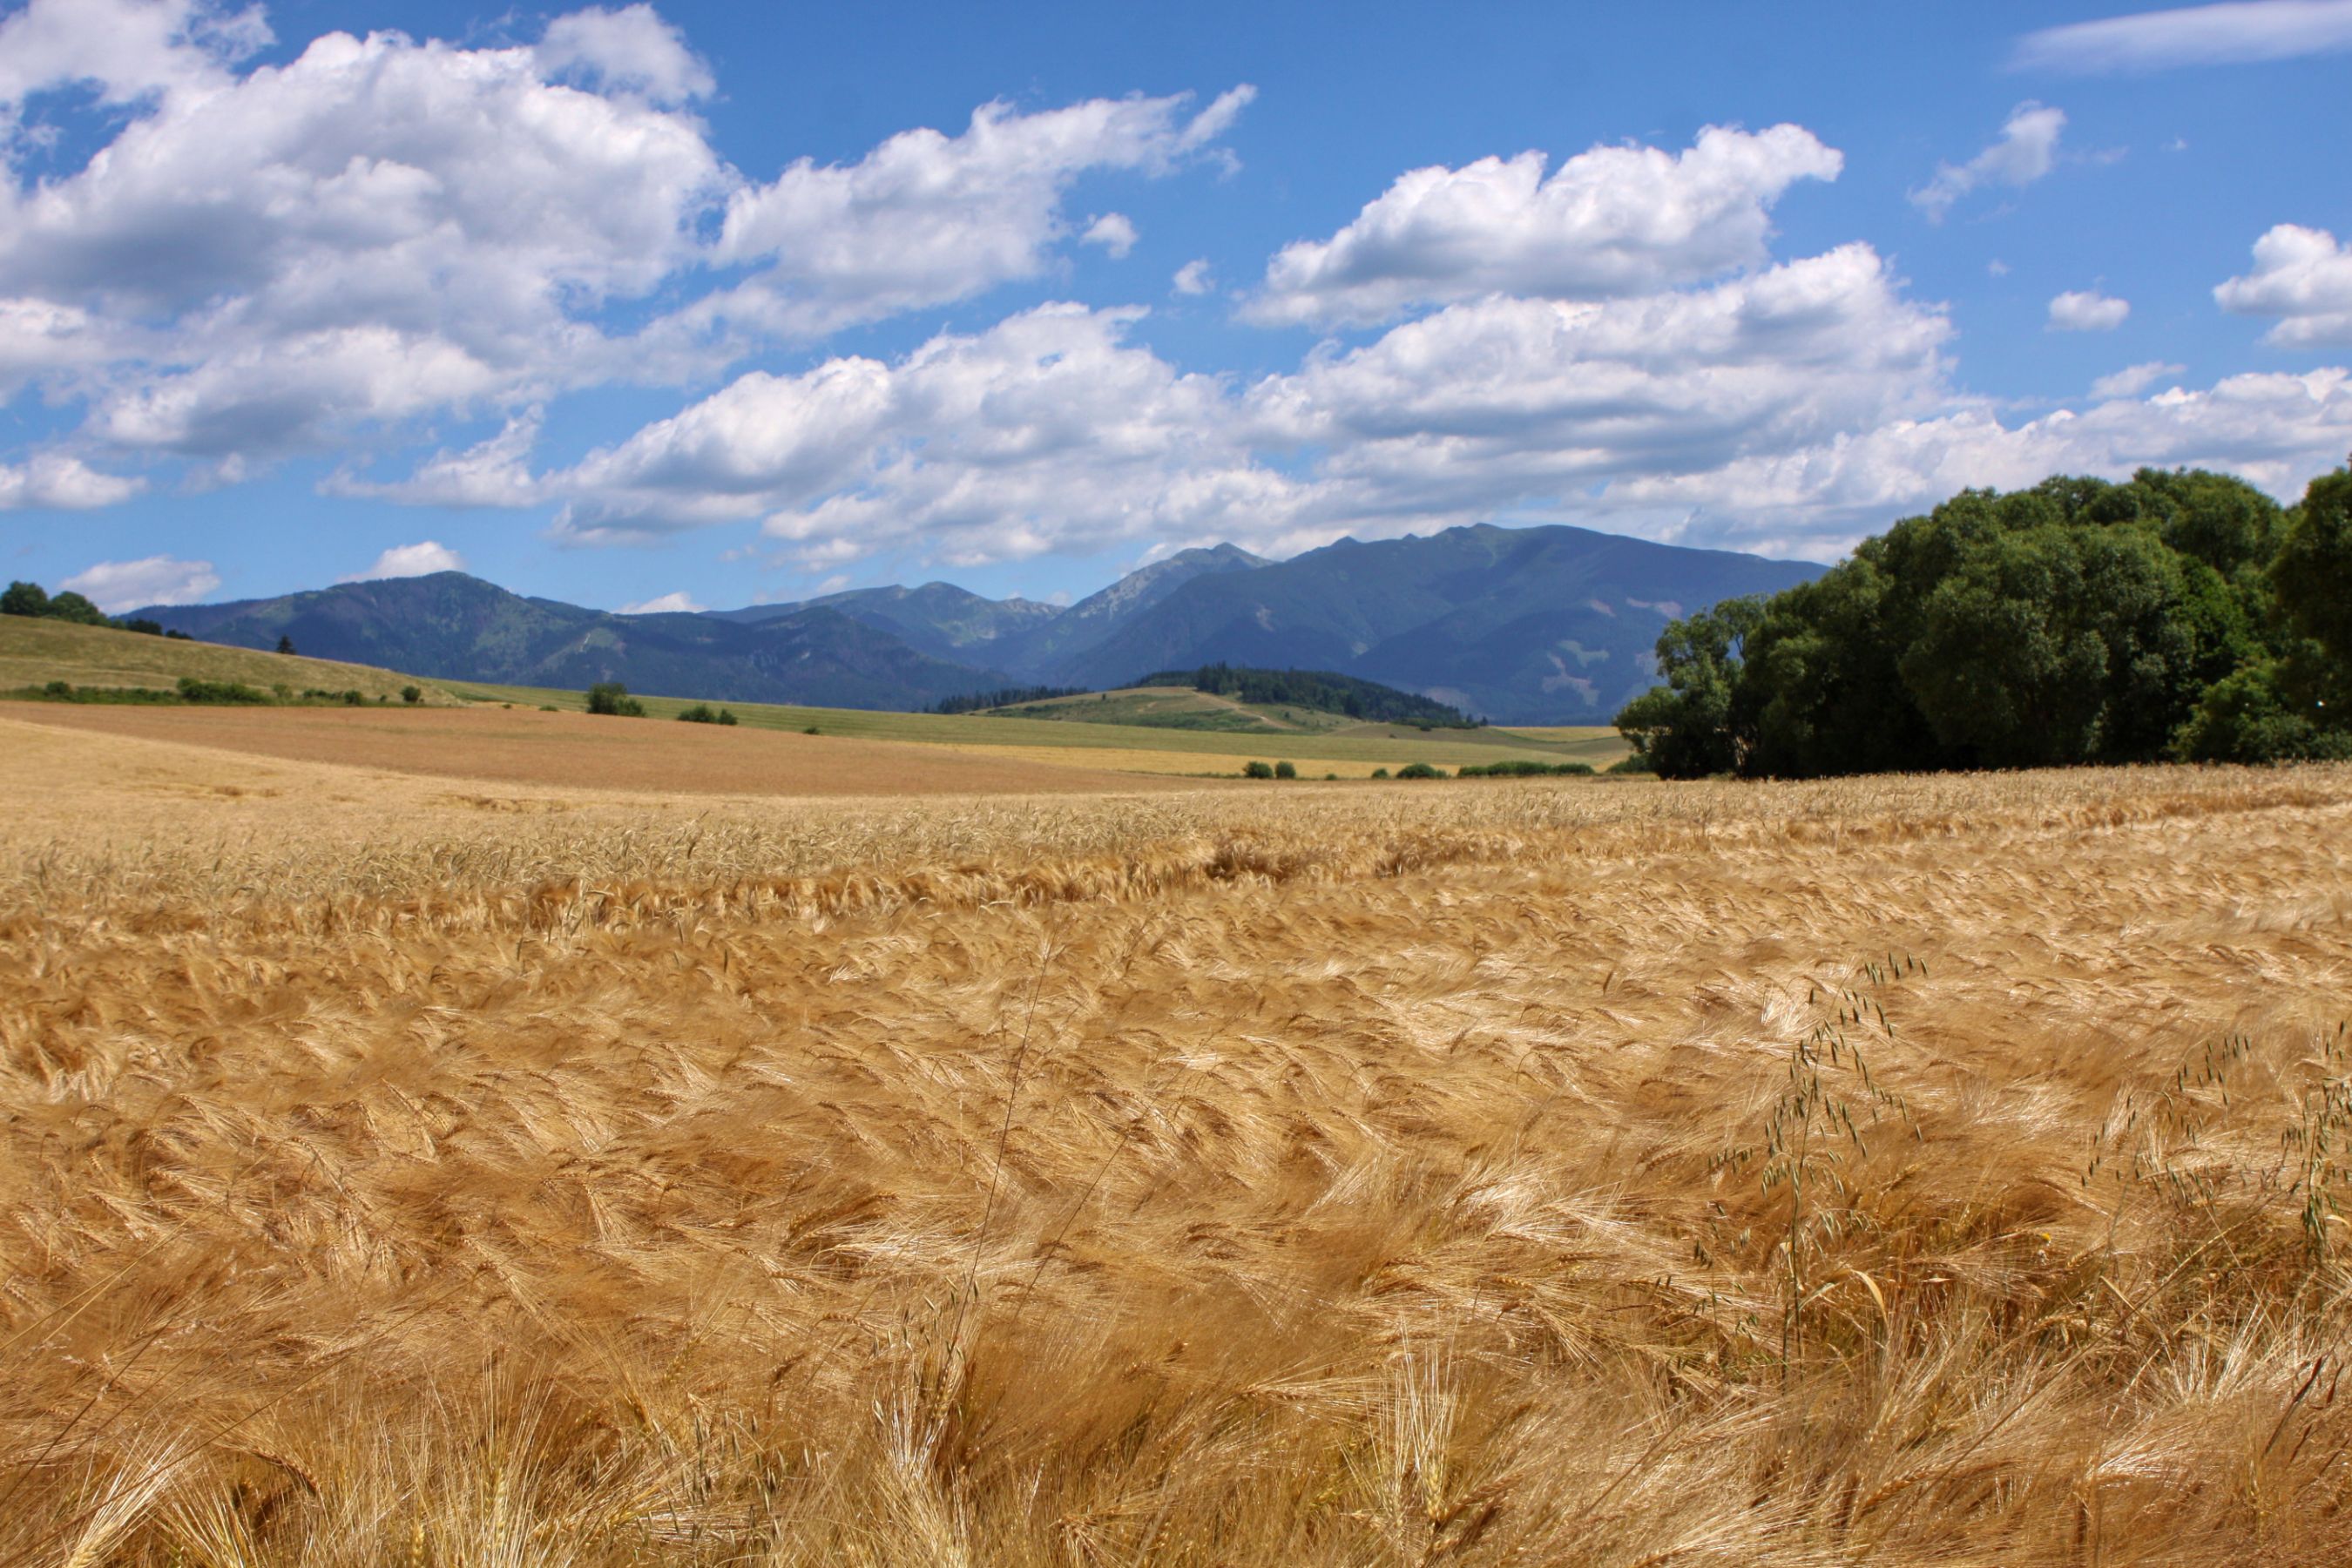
[4,710,2352,1565]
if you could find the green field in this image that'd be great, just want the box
[452,680,1630,770]
[0,616,463,704]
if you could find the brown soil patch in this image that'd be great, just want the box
[0,700,1199,798]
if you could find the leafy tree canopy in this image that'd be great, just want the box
[1617,464,2346,777]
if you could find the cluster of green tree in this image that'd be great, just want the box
[1453,758,1597,778]
[1136,664,1477,727]
[585,681,646,716]
[2,579,192,639]
[1615,465,2352,778]
[677,703,740,726]
[930,685,1091,714]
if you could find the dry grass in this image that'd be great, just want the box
[3,715,2351,1565]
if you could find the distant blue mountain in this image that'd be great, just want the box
[139,526,1821,722]
[1031,525,1821,723]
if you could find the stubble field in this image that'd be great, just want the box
[3,711,2351,1565]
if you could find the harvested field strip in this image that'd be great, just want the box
[3,746,2350,1563]
[0,701,1196,799]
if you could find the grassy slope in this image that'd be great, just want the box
[0,615,460,703]
[456,679,1630,770]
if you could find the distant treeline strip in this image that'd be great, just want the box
[1615,463,2352,778]
[1134,664,1478,727]
[930,685,1091,714]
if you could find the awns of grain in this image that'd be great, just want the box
[2,754,2351,1564]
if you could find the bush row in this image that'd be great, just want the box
[10,679,423,706]
[1238,757,1603,781]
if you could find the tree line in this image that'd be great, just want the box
[3,579,193,639]
[929,685,1090,714]
[1615,463,2351,778]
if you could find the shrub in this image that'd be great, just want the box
[1242,760,1274,779]
[718,707,739,726]
[1396,761,1443,780]
[1370,767,1390,779]
[343,690,364,706]
[1606,754,1656,775]
[165,629,192,640]
[175,676,270,705]
[678,703,733,724]
[1274,760,1297,780]
[117,618,164,637]
[43,680,71,698]
[802,725,821,735]
[585,682,645,717]
[539,705,560,713]
[401,686,422,705]
[275,635,296,656]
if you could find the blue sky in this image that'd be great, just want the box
[2,0,2349,614]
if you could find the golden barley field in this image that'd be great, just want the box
[4,710,2352,1565]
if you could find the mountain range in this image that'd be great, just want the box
[137,526,1820,723]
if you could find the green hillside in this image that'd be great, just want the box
[0,615,460,703]
[1130,665,1477,727]
[983,686,1359,733]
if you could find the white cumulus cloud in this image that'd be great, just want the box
[1173,259,1215,296]
[1910,103,2066,222]
[617,590,706,614]
[341,541,467,581]
[2049,289,2130,330]
[60,554,220,611]
[1247,245,1952,522]
[1080,213,1139,258]
[2013,0,2352,72]
[687,87,1253,341]
[0,4,1251,486]
[2215,224,2352,345]
[1247,125,1842,328]
[545,302,1294,562]
[0,451,142,510]
[0,0,267,114]
[2092,361,2186,398]
[1604,368,2352,555]
[534,3,713,105]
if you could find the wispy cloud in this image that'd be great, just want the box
[2014,0,2352,73]
[1910,105,2065,222]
